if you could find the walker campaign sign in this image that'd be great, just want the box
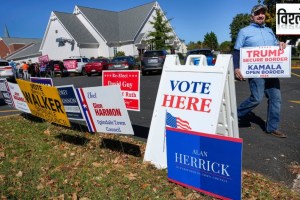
[167,127,243,200]
[102,70,140,111]
[0,79,14,107]
[7,82,31,113]
[57,85,85,121]
[76,85,134,135]
[17,79,70,127]
[240,46,291,78]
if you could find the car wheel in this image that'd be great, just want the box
[142,71,147,76]
[81,68,87,76]
[87,73,91,77]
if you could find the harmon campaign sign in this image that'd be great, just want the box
[76,85,134,135]
[17,79,70,127]
[240,46,291,78]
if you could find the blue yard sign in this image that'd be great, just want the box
[166,127,243,200]
[30,77,53,86]
[57,85,85,121]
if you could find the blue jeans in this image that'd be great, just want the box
[237,78,281,132]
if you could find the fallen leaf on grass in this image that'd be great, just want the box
[72,193,77,200]
[44,129,51,136]
[92,162,102,167]
[125,173,137,180]
[0,151,4,158]
[141,183,150,189]
[16,171,23,177]
[173,188,185,199]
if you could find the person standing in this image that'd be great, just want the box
[22,61,29,80]
[15,63,21,78]
[233,5,287,138]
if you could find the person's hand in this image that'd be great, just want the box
[234,68,245,81]
[279,42,286,50]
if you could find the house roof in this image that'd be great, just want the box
[1,37,41,45]
[54,11,98,44]
[77,1,155,43]
[6,41,42,60]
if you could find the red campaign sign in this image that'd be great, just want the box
[63,60,77,70]
[102,70,140,111]
[38,55,49,63]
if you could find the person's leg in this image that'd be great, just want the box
[237,78,265,118]
[265,78,281,132]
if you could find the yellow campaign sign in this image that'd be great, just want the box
[17,79,70,127]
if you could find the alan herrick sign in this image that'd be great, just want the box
[167,128,243,200]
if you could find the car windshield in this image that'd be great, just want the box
[0,62,9,66]
[112,57,128,62]
[143,51,165,57]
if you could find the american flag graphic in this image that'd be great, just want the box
[166,111,191,131]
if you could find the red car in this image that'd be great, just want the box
[85,58,110,76]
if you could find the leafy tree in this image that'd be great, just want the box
[219,41,233,53]
[229,14,250,46]
[203,32,219,50]
[146,9,174,50]
[186,41,202,50]
[115,51,125,57]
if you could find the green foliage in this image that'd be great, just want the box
[146,9,174,50]
[219,41,233,53]
[114,51,125,57]
[230,14,251,45]
[203,32,219,50]
[186,41,202,50]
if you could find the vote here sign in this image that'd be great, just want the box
[240,46,291,78]
[102,70,140,111]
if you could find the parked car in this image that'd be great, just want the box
[185,48,216,66]
[107,56,137,70]
[85,58,110,76]
[63,56,89,75]
[141,50,168,76]
[0,60,14,80]
[51,60,68,77]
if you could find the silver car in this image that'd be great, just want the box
[0,60,14,79]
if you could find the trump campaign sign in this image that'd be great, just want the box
[240,46,291,78]
[167,127,242,200]
[76,85,134,135]
[102,70,140,111]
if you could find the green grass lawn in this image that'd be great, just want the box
[0,114,299,199]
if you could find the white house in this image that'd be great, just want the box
[39,1,187,60]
